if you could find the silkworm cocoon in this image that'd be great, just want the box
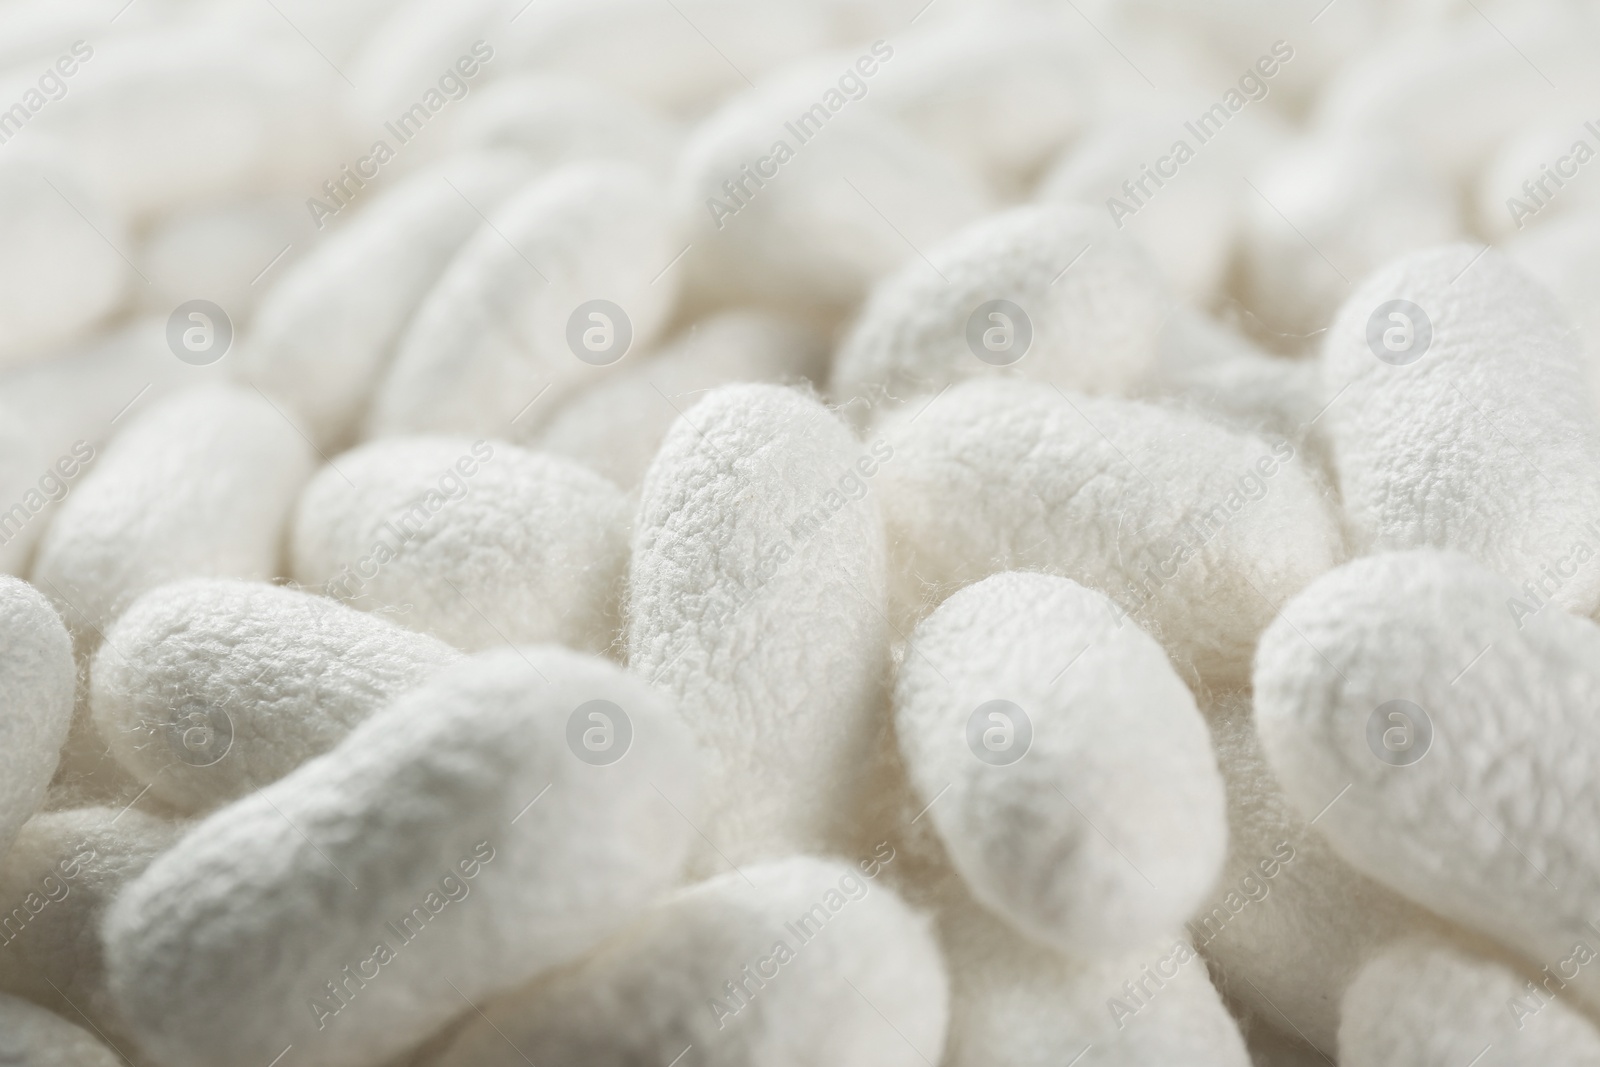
[1477,114,1600,241]
[1340,937,1600,1067]
[0,807,181,1041]
[1240,133,1460,340]
[535,309,827,489]
[38,26,350,218]
[831,204,1170,408]
[876,378,1338,686]
[0,993,121,1067]
[858,10,1092,198]
[433,856,948,1067]
[1199,693,1449,1056]
[1322,244,1600,616]
[31,385,316,649]
[1035,102,1277,304]
[0,141,128,369]
[104,645,701,1067]
[499,0,835,115]
[937,890,1251,1067]
[1506,211,1600,408]
[676,79,989,316]
[628,384,888,867]
[90,579,459,813]
[242,152,536,449]
[434,74,677,176]
[139,194,308,318]
[0,576,75,859]
[291,437,628,654]
[896,571,1227,957]
[1253,550,1600,1011]
[346,0,502,125]
[367,162,680,439]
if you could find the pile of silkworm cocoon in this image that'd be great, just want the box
[7,0,1600,1064]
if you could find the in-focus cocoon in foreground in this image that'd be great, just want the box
[436,855,948,1067]
[0,576,75,859]
[90,578,460,812]
[104,646,701,1067]
[897,571,1227,958]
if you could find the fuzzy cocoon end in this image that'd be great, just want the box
[628,384,889,868]
[104,646,701,1067]
[435,855,948,1067]
[1253,550,1600,1008]
[90,579,460,813]
[0,576,76,859]
[831,204,1170,408]
[291,438,629,654]
[1322,244,1600,617]
[876,378,1338,686]
[896,572,1227,958]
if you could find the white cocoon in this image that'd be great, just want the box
[0,992,121,1067]
[367,162,680,439]
[30,385,316,648]
[896,572,1227,958]
[1506,212,1600,410]
[675,77,989,315]
[0,141,128,369]
[90,579,460,812]
[1200,693,1450,1056]
[534,309,827,489]
[628,384,888,867]
[0,807,181,1041]
[241,152,536,449]
[138,193,308,318]
[1340,937,1600,1067]
[0,576,75,859]
[1240,133,1460,339]
[1322,244,1600,616]
[291,437,629,654]
[434,855,948,1067]
[1254,550,1600,1012]
[875,378,1339,686]
[831,204,1171,407]
[104,645,701,1067]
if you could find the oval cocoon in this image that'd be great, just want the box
[0,992,122,1067]
[628,384,888,867]
[0,575,75,859]
[90,578,459,812]
[436,856,949,1067]
[104,645,701,1067]
[291,437,629,653]
[897,571,1227,957]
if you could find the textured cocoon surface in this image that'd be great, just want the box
[434,855,948,1067]
[831,204,1171,406]
[1200,693,1448,1056]
[933,878,1250,1067]
[1254,550,1600,1010]
[896,571,1227,958]
[291,437,629,654]
[434,74,677,175]
[104,645,701,1067]
[0,142,127,368]
[90,579,459,813]
[534,309,827,489]
[0,807,181,1040]
[1340,937,1600,1067]
[876,378,1338,685]
[0,993,121,1067]
[1240,133,1459,340]
[0,576,75,859]
[241,153,535,449]
[30,385,316,648]
[367,162,680,440]
[628,384,888,867]
[676,78,988,315]
[1322,244,1600,617]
